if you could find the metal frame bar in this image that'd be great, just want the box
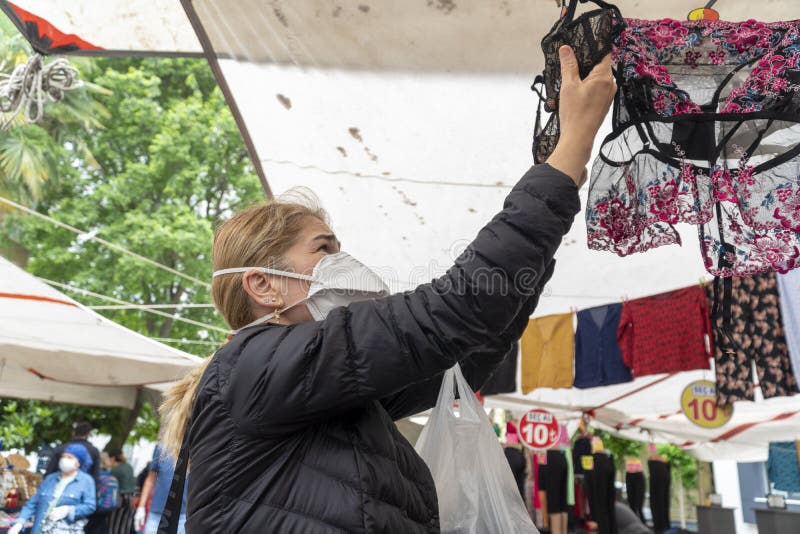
[180,0,272,198]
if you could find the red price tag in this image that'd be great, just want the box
[518,409,560,450]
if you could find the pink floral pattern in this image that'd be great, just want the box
[587,17,800,277]
[774,189,800,232]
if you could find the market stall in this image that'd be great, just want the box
[0,256,202,408]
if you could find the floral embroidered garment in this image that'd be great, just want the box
[586,16,800,276]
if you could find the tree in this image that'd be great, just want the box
[0,17,108,205]
[591,429,645,480]
[0,44,263,451]
[657,443,698,489]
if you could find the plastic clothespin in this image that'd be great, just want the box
[687,0,720,21]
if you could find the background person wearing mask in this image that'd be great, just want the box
[45,422,101,482]
[134,444,187,534]
[9,444,97,534]
[158,45,616,532]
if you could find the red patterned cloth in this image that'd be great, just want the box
[618,285,713,377]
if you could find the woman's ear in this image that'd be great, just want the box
[242,270,283,310]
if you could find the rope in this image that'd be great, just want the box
[0,195,211,289]
[0,54,82,129]
[89,303,215,310]
[38,277,228,334]
[151,337,223,346]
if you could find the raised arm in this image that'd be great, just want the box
[380,260,557,420]
[226,46,615,435]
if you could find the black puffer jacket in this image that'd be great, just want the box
[180,164,580,533]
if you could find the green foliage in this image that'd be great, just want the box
[0,399,127,451]
[591,429,645,474]
[657,443,698,489]
[0,26,263,451]
[0,19,108,203]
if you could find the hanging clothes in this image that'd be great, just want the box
[577,7,800,277]
[618,285,713,378]
[480,342,519,395]
[521,313,574,393]
[585,452,617,534]
[537,456,550,529]
[648,459,671,534]
[544,449,570,514]
[767,441,800,493]
[573,436,593,476]
[504,445,527,500]
[625,465,646,524]
[575,303,632,388]
[532,453,541,511]
[708,271,799,404]
[777,270,800,379]
[564,447,575,507]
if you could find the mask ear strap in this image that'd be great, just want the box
[212,267,315,282]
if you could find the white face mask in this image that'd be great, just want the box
[213,252,390,332]
[59,457,78,473]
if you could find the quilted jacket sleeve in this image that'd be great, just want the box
[380,261,557,421]
[226,164,580,435]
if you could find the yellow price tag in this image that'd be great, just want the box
[581,455,594,471]
[680,380,733,429]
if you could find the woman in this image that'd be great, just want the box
[159,45,615,532]
[108,450,135,534]
[9,444,96,534]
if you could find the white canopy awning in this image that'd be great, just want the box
[0,256,202,408]
[484,370,800,463]
[4,0,799,454]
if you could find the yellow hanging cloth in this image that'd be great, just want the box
[520,313,574,393]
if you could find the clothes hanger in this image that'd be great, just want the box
[687,0,720,21]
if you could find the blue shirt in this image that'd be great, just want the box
[149,445,187,515]
[16,470,96,534]
[574,303,632,388]
[767,441,800,493]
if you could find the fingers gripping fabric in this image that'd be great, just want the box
[532,0,625,164]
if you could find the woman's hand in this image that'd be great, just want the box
[547,45,616,185]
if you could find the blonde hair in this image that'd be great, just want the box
[159,191,328,459]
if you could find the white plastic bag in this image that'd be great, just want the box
[415,364,538,534]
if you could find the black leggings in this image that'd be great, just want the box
[649,460,671,533]
[626,471,646,523]
[545,450,569,513]
[586,453,616,534]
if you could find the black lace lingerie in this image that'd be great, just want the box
[534,0,800,277]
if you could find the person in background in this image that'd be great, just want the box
[108,450,135,534]
[8,444,96,534]
[45,422,101,482]
[616,501,652,534]
[134,444,187,534]
[85,453,117,534]
[503,421,527,500]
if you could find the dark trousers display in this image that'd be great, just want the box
[545,449,569,513]
[585,453,617,534]
[649,460,671,533]
[626,471,646,523]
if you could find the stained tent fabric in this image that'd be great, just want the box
[0,256,202,408]
[3,0,800,454]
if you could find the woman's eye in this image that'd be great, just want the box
[317,245,328,252]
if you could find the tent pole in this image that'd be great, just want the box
[179,0,273,199]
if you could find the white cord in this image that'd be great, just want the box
[0,195,211,289]
[0,54,82,130]
[38,277,228,334]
